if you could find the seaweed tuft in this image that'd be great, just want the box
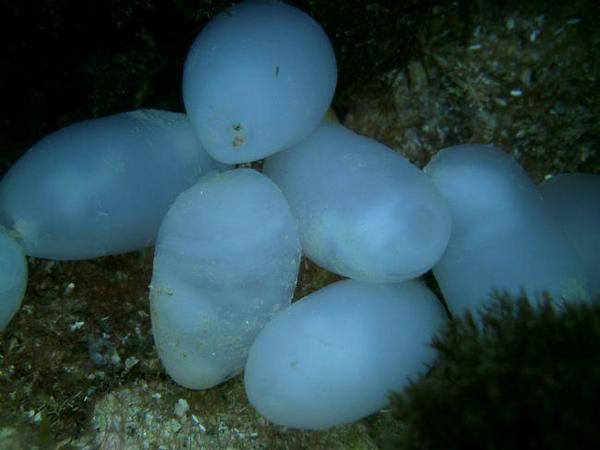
[384,292,600,450]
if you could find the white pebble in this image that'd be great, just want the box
[174,399,190,417]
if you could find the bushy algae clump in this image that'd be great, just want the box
[384,292,600,450]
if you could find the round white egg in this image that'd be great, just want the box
[264,123,452,283]
[244,279,446,430]
[183,0,337,164]
[425,144,590,315]
[151,169,301,389]
[0,227,27,330]
[540,173,600,295]
[0,110,228,260]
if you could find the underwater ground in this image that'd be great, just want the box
[0,0,598,448]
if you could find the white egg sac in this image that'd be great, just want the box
[150,169,301,389]
[244,279,446,430]
[0,227,27,330]
[540,173,600,295]
[263,123,452,283]
[424,144,590,316]
[0,110,228,260]
[183,0,337,164]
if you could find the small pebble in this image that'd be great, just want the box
[174,399,189,417]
